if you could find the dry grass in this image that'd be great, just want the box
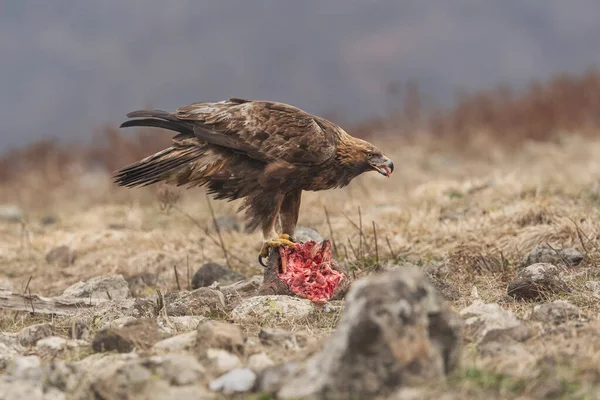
[3,70,600,398]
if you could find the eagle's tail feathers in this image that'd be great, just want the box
[120,110,194,135]
[113,146,203,188]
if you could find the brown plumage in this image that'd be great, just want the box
[114,98,394,243]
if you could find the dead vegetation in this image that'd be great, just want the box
[2,70,600,398]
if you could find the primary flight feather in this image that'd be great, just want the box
[114,98,394,260]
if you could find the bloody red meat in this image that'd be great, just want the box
[277,240,344,303]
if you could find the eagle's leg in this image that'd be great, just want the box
[280,189,302,240]
[258,189,302,260]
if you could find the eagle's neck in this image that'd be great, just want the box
[330,131,370,187]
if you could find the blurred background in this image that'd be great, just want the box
[2,0,600,209]
[2,1,600,151]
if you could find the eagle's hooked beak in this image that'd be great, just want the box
[370,156,394,178]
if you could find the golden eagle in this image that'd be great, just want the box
[114,98,394,262]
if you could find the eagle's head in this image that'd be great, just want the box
[362,146,394,178]
[335,132,394,180]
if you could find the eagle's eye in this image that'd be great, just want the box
[366,151,374,158]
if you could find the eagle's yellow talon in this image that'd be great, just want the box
[259,234,296,259]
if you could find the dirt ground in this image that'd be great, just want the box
[2,133,600,399]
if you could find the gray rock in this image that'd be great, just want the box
[58,352,212,400]
[460,301,521,343]
[523,244,584,267]
[61,274,129,300]
[40,216,57,225]
[206,349,242,374]
[140,354,206,386]
[293,226,324,243]
[87,298,157,328]
[195,320,245,356]
[35,337,90,360]
[92,318,169,353]
[231,295,314,324]
[211,216,241,232]
[507,263,571,300]
[154,331,197,353]
[160,316,205,333]
[271,267,462,399]
[220,275,263,307]
[258,327,311,351]
[18,323,53,347]
[35,336,67,358]
[125,272,160,298]
[164,287,226,316]
[191,263,245,289]
[530,300,584,325]
[585,280,600,294]
[209,368,257,395]
[0,342,18,370]
[0,204,23,223]
[6,355,43,381]
[248,352,275,372]
[0,378,65,400]
[45,246,76,266]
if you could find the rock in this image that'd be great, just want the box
[35,336,67,358]
[256,361,301,395]
[191,263,245,289]
[271,267,462,399]
[88,298,157,328]
[258,327,311,351]
[0,378,66,400]
[220,275,263,307]
[211,216,241,232]
[154,331,197,353]
[6,355,43,381]
[125,272,160,298]
[18,323,53,347]
[92,318,169,353]
[140,354,206,386]
[523,244,584,267]
[61,274,129,300]
[247,352,275,372]
[529,300,584,325]
[507,263,571,300]
[294,226,324,243]
[561,248,585,266]
[164,287,226,316]
[40,215,57,225]
[231,295,314,324]
[196,320,245,356]
[35,337,90,360]
[161,316,205,333]
[206,349,242,374]
[584,280,600,294]
[460,301,521,343]
[0,204,23,223]
[209,368,256,395]
[0,342,18,370]
[45,246,76,266]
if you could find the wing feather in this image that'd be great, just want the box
[175,99,337,165]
